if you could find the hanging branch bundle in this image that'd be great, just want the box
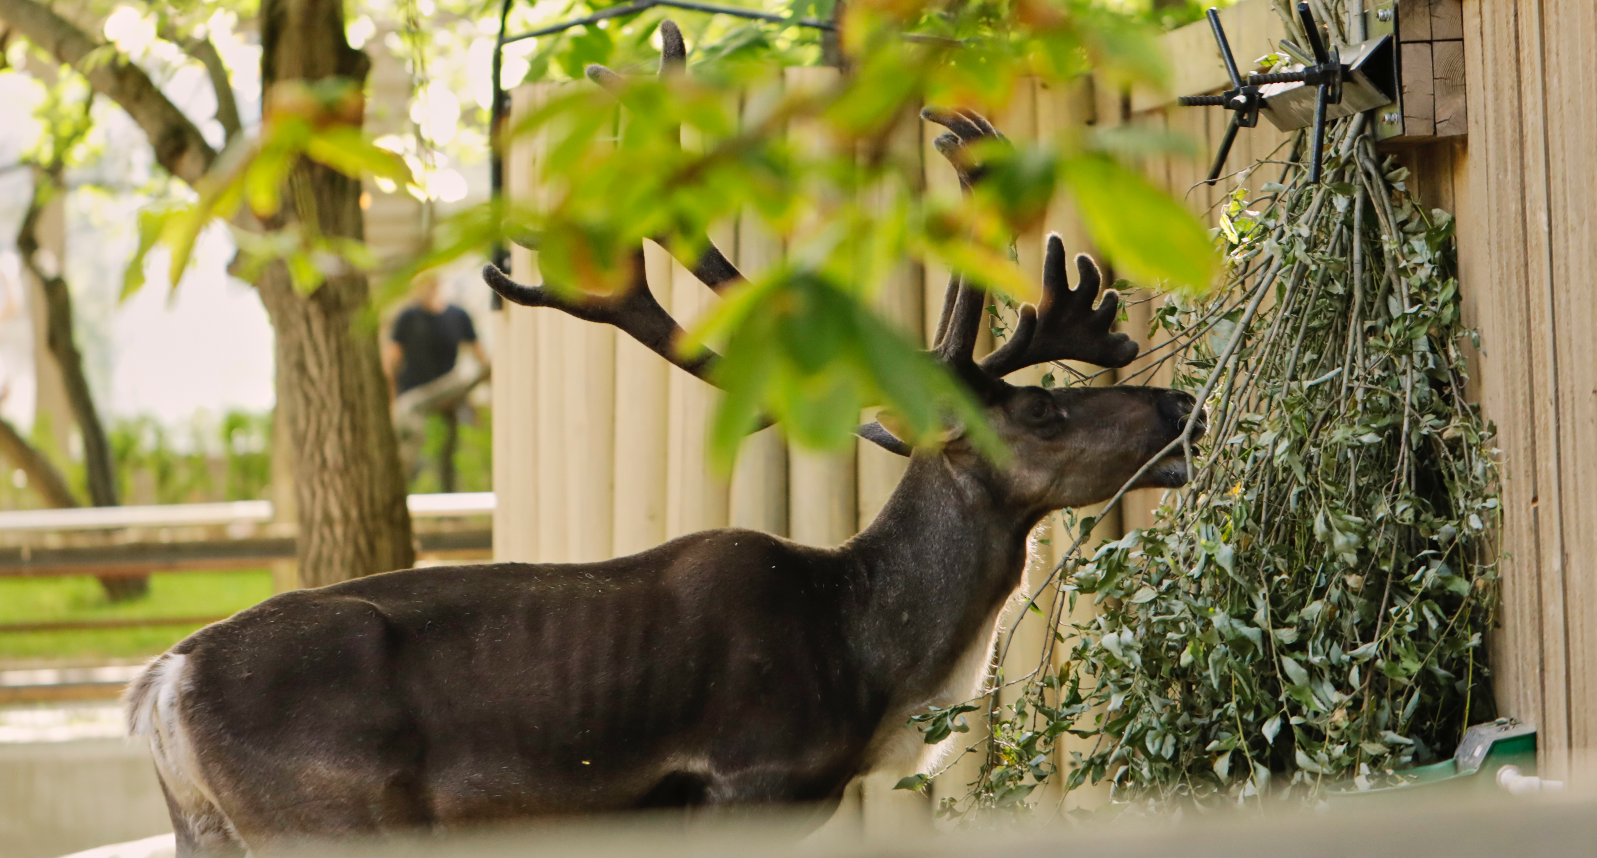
[926,110,1501,814]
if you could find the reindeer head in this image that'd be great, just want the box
[923,237,1202,513]
[482,21,1204,517]
[863,106,1205,513]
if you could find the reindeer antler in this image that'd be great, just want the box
[482,251,713,381]
[920,106,1006,382]
[980,238,1139,376]
[921,106,1138,381]
[582,21,745,294]
[483,20,731,385]
[856,106,1140,445]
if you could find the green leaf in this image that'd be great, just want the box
[1262,713,1282,744]
[304,127,411,184]
[1280,655,1310,687]
[1061,154,1216,292]
[893,774,929,792]
[1294,747,1326,774]
[121,203,182,300]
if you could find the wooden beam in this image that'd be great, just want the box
[1398,0,1432,40]
[0,530,491,578]
[1401,41,1436,138]
[1430,0,1463,40]
[728,81,790,538]
[1432,40,1467,138]
[611,241,674,555]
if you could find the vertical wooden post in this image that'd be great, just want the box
[495,83,542,564]
[782,66,858,547]
[664,263,730,537]
[563,316,616,561]
[664,100,736,539]
[562,106,619,562]
[611,242,673,555]
[529,84,571,564]
[729,83,790,537]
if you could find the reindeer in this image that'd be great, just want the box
[126,22,1203,856]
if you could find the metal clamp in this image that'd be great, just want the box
[1177,2,1399,185]
[1176,8,1264,185]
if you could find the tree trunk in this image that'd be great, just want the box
[256,0,414,587]
[0,0,412,587]
[18,165,146,600]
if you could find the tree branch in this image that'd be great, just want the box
[0,414,79,509]
[166,29,243,143]
[0,0,217,186]
[18,165,120,508]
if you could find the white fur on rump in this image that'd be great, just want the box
[124,654,242,850]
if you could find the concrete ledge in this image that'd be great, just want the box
[0,738,170,858]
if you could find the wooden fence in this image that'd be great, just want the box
[493,0,1597,813]
[1453,0,1597,783]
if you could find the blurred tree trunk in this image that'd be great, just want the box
[255,0,415,587]
[17,163,147,601]
[0,0,415,588]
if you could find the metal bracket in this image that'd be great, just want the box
[1177,2,1402,184]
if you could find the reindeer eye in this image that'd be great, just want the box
[1024,396,1054,422]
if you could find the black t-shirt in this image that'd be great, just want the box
[391,304,477,394]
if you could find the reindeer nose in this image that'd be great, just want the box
[1159,391,1206,440]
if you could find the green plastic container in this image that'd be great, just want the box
[1327,718,1537,802]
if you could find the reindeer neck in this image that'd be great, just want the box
[838,452,1047,702]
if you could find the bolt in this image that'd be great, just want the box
[1376,8,1393,21]
[1382,112,1400,123]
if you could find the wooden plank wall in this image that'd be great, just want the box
[1456,0,1597,782]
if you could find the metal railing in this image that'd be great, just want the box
[0,493,497,665]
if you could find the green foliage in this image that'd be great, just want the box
[406,1,1216,463]
[0,571,274,661]
[406,408,494,494]
[97,0,1220,467]
[124,78,414,299]
[106,411,273,505]
[926,120,1499,815]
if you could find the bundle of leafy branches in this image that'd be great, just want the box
[930,112,1501,815]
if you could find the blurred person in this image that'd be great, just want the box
[382,272,490,492]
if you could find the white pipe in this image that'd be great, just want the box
[1496,765,1565,795]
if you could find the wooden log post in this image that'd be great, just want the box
[729,82,791,537]
[665,99,736,539]
[496,83,543,564]
[611,241,674,555]
[783,67,857,550]
[562,106,619,562]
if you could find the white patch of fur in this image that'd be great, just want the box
[862,565,1033,782]
[125,654,244,850]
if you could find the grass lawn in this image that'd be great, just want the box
[0,571,274,663]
